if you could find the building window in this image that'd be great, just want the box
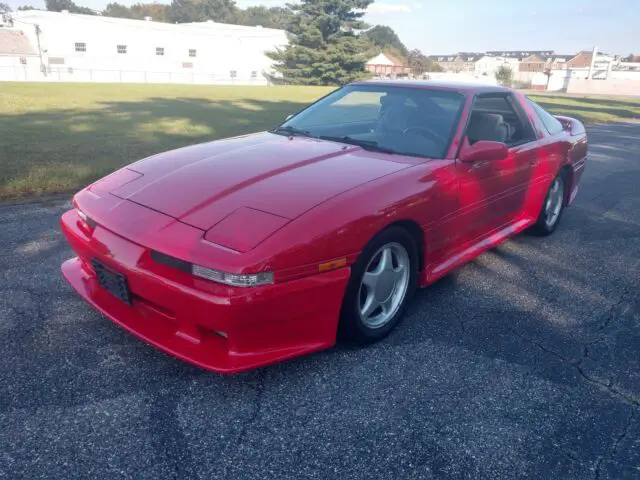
[117,45,127,54]
[189,49,196,57]
[156,47,164,56]
[48,57,65,65]
[74,42,86,52]
[250,71,257,79]
[230,70,237,78]
[182,62,193,69]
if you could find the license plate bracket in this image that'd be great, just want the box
[91,259,132,305]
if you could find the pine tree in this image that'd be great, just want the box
[267,0,374,86]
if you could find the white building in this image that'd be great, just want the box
[0,10,288,84]
[473,55,520,79]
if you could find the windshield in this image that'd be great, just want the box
[276,85,466,159]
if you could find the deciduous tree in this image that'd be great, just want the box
[407,48,442,75]
[495,65,513,86]
[168,0,238,24]
[363,25,407,56]
[45,0,96,15]
[238,5,291,29]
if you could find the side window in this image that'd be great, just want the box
[528,99,564,135]
[466,94,537,146]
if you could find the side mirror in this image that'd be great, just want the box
[459,140,508,163]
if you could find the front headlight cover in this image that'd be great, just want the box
[192,264,274,287]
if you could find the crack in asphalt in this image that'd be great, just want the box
[596,286,632,333]
[510,282,639,477]
[219,369,267,480]
[574,364,640,408]
[237,369,267,445]
[511,304,640,409]
[594,409,636,479]
[150,386,199,480]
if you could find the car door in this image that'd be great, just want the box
[454,93,540,246]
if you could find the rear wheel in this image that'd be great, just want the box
[338,227,418,344]
[532,172,566,235]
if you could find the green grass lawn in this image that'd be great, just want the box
[0,83,333,201]
[528,93,640,123]
[1,83,638,201]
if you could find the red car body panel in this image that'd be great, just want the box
[60,81,588,373]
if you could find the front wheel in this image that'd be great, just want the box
[531,172,566,236]
[338,227,418,344]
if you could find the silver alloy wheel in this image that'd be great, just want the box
[544,177,565,228]
[358,242,411,329]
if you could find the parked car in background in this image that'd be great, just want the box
[60,80,588,373]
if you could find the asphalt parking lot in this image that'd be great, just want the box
[1,123,639,480]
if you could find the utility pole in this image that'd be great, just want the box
[587,45,597,80]
[35,24,46,77]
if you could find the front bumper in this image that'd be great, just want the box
[60,210,350,374]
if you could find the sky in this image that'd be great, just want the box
[5,0,640,55]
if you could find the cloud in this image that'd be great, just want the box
[367,3,412,15]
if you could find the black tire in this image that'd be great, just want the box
[531,171,568,236]
[338,226,418,344]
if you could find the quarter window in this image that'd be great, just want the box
[528,99,564,135]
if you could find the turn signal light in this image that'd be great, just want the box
[74,204,97,232]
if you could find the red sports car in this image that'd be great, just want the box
[60,81,588,373]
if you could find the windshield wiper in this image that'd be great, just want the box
[318,135,397,154]
[272,125,313,138]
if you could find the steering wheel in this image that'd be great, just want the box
[401,126,446,144]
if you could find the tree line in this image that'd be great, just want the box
[1,0,442,86]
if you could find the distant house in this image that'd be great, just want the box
[619,54,640,71]
[428,54,457,72]
[566,51,593,68]
[428,52,481,73]
[487,50,553,61]
[519,51,593,73]
[519,54,551,73]
[453,53,481,72]
[366,52,409,77]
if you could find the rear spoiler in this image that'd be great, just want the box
[554,115,586,136]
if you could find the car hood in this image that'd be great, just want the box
[105,132,412,231]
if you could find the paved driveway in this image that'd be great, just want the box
[1,124,638,479]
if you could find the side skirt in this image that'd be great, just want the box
[418,217,536,287]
